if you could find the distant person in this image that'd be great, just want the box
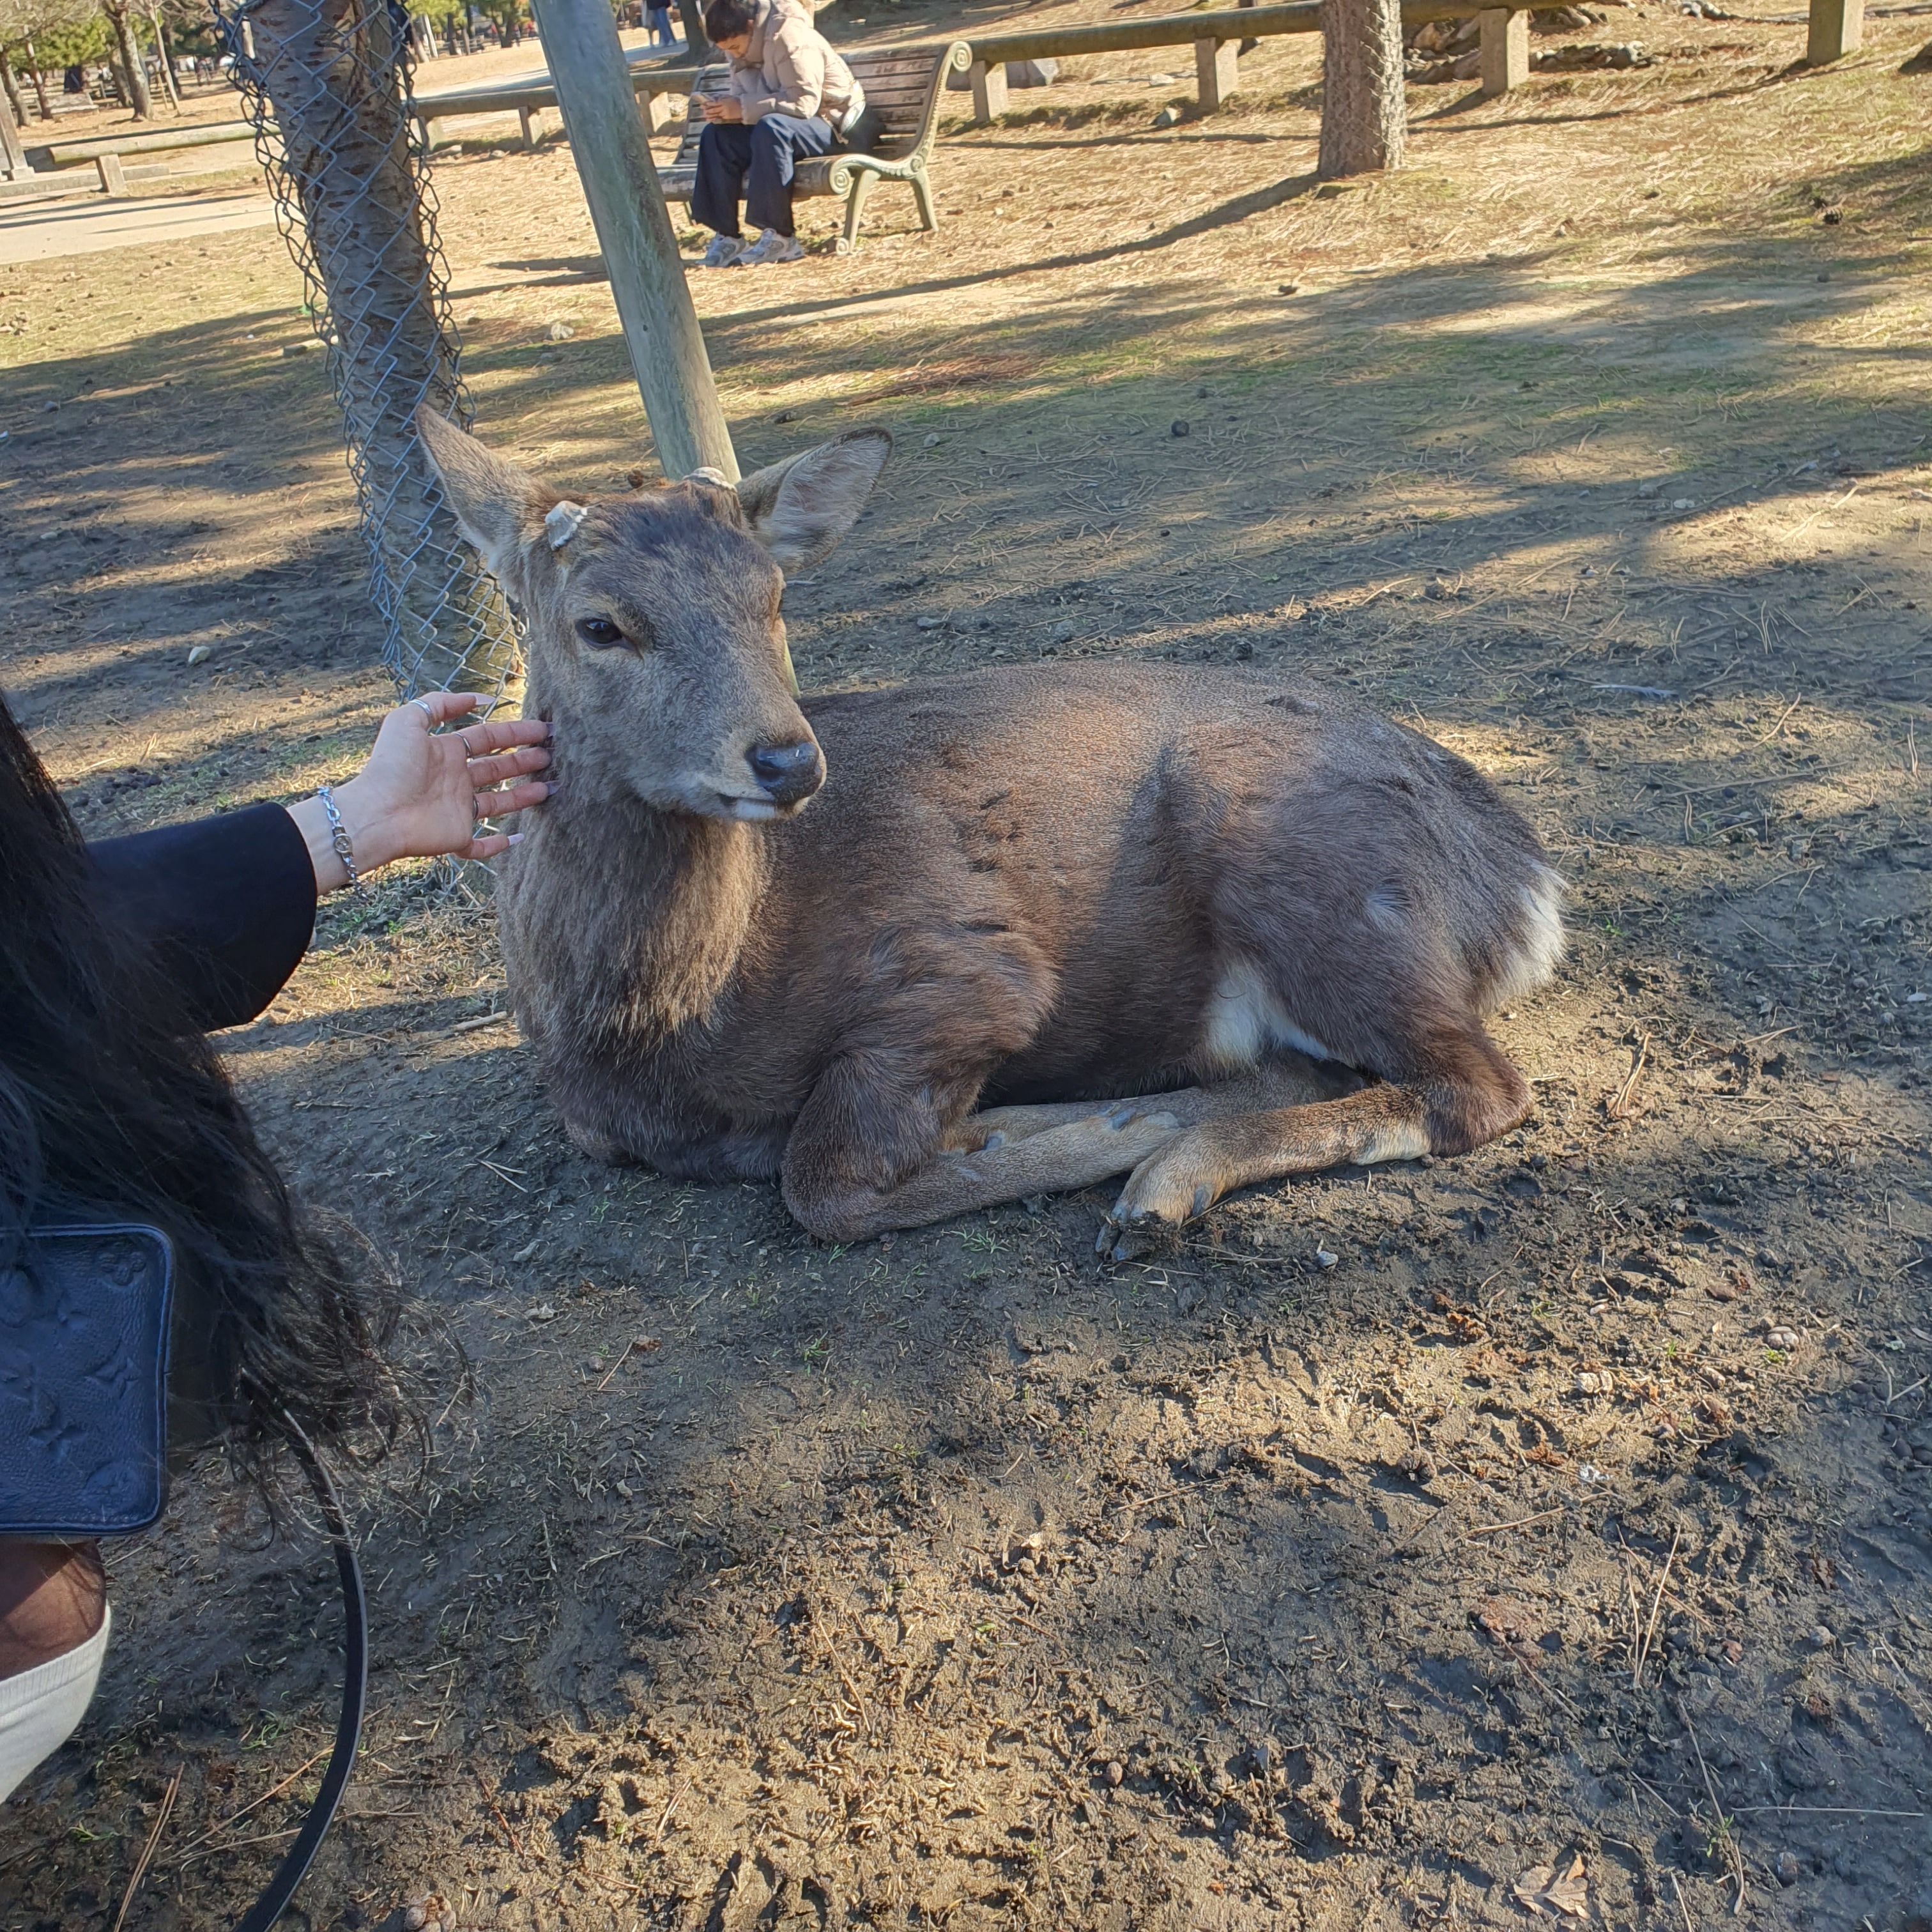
[692,0,866,268]
[648,0,675,43]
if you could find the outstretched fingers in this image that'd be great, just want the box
[450,717,552,758]
[473,776,553,820]
[463,744,552,790]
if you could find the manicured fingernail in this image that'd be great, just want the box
[508,832,523,845]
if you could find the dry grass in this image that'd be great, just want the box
[2,9,1931,1929]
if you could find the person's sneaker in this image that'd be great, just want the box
[700,234,744,268]
[739,228,804,266]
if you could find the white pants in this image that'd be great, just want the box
[0,1606,111,1803]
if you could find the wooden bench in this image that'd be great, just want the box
[656,39,969,250]
[24,119,256,173]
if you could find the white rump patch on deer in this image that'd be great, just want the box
[1204,955,1333,1071]
[1492,864,1567,1005]
[545,500,588,549]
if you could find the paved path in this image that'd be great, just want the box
[417,34,690,107]
[0,187,278,264]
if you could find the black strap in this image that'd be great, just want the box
[234,1420,367,1932]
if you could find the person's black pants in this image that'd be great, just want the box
[691,114,835,239]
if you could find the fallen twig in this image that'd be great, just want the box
[656,1777,692,1841]
[1670,1872,1695,1932]
[1630,1771,1683,1820]
[1609,1036,1652,1121]
[1731,1804,1925,1819]
[1465,1508,1567,1538]
[112,1765,182,1932]
[1678,1696,1748,1914]
[477,1768,523,1857]
[167,1748,328,1862]
[1634,1528,1680,1689]
[1779,482,1860,544]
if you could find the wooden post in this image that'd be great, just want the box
[96,151,126,193]
[528,0,737,480]
[0,96,27,180]
[0,48,29,146]
[1805,0,1862,63]
[1477,8,1527,93]
[148,4,182,110]
[969,57,1007,121]
[1195,34,1239,110]
[518,105,539,145]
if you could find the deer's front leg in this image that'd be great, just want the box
[946,1054,1358,1153]
[781,1059,1179,1242]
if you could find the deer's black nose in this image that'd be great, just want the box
[747,737,823,807]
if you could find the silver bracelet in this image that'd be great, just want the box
[317,784,367,898]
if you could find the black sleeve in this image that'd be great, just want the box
[88,803,319,1034]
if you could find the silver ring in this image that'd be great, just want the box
[411,697,436,724]
[458,732,476,758]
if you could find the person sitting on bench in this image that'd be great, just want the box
[693,0,866,268]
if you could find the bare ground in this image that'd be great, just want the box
[3,4,1931,1928]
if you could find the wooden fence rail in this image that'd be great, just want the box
[405,0,1558,145]
[24,120,255,170]
[946,0,1514,118]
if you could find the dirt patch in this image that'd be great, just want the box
[3,3,1931,1928]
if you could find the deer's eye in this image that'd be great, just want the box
[575,616,625,649]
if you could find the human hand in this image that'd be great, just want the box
[288,691,553,893]
[702,96,744,122]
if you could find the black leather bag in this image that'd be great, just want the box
[1,1222,365,1932]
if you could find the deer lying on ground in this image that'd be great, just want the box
[418,413,1562,1255]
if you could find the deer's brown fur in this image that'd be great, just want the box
[417,413,1563,1254]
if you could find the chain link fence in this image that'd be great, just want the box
[212,0,521,706]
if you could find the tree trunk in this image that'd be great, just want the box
[245,0,519,696]
[103,0,154,118]
[148,5,181,109]
[25,41,54,118]
[1,47,27,132]
[680,0,713,63]
[1317,0,1404,178]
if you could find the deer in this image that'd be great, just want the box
[417,412,1563,1257]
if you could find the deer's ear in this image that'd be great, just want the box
[416,407,547,581]
[735,428,891,572]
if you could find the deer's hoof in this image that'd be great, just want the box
[1099,1134,1225,1256]
[1098,1223,1165,1264]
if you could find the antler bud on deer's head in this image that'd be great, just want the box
[544,500,588,550]
[415,408,891,824]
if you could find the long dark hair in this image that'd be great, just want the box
[0,691,411,1472]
